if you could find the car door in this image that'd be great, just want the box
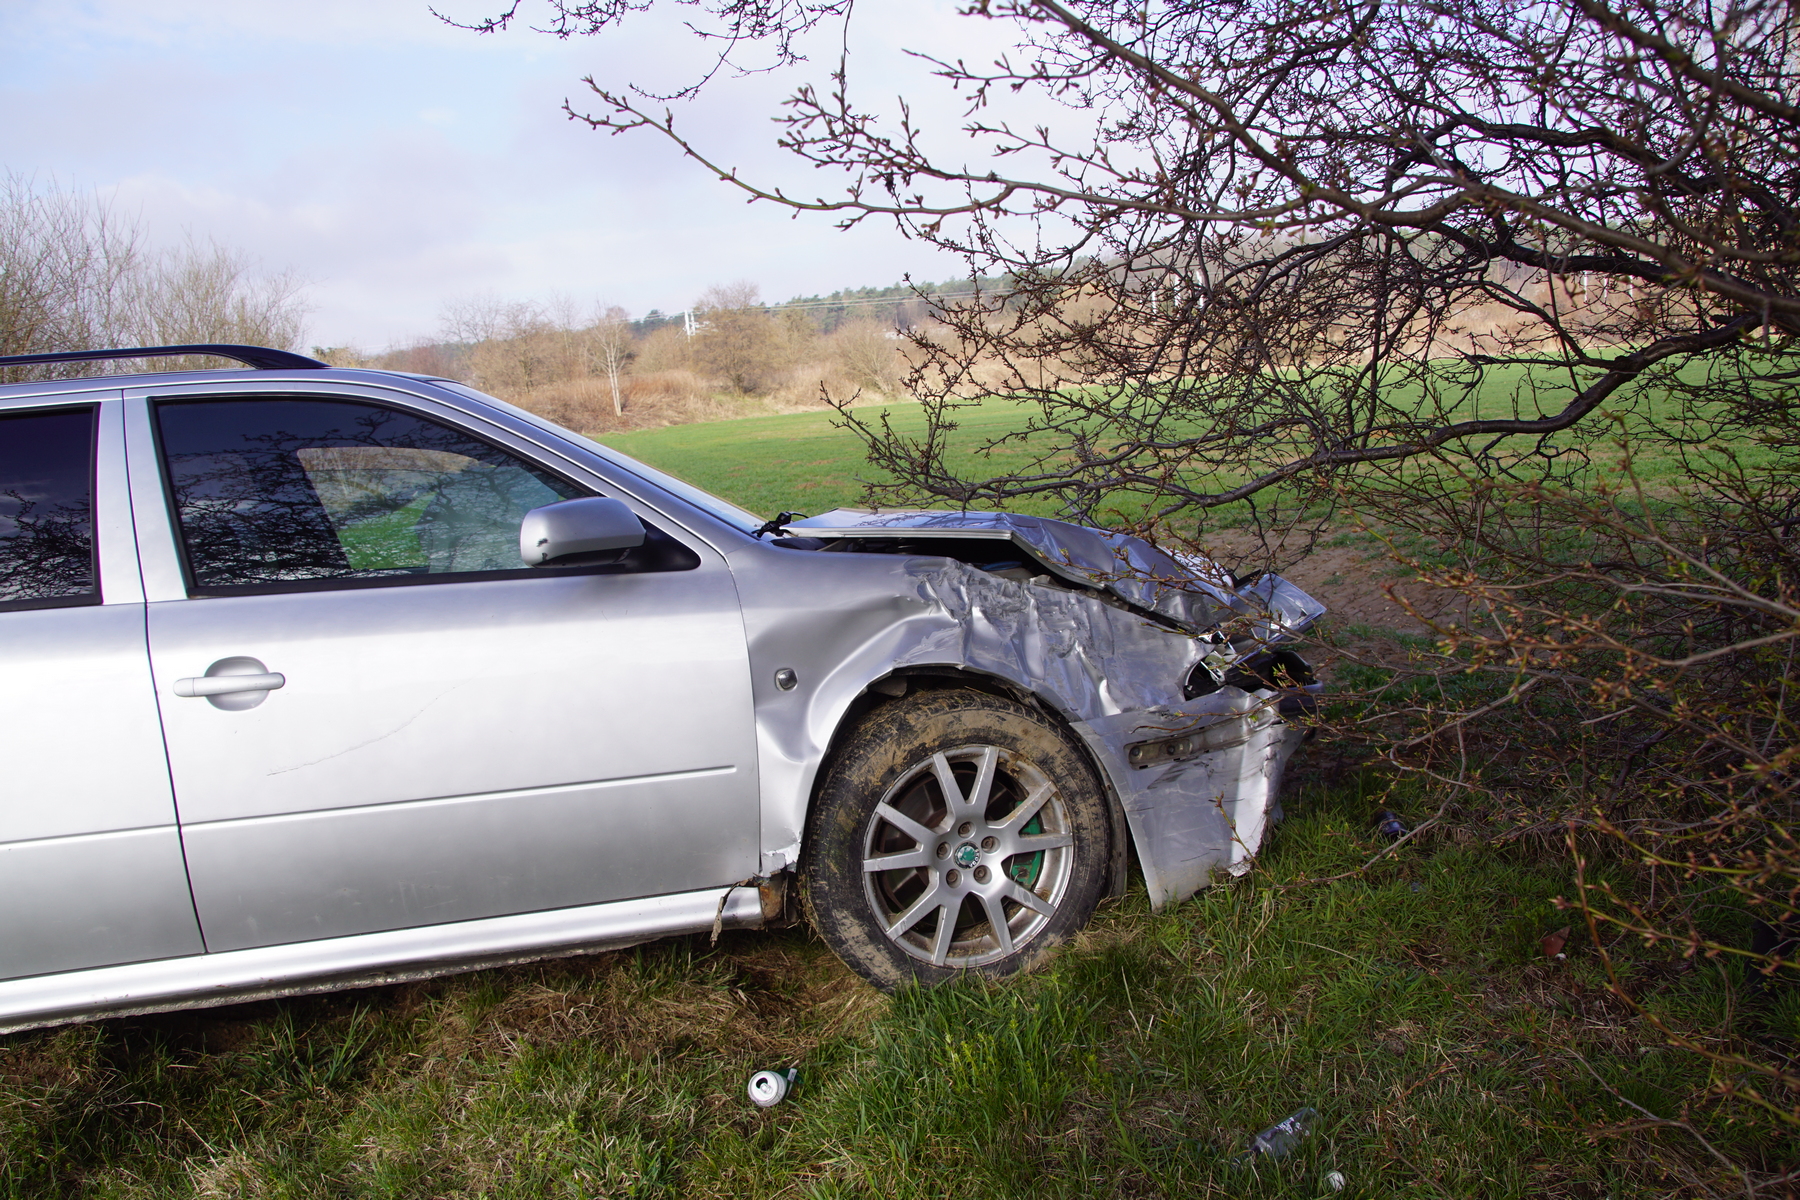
[0,396,206,980]
[126,387,760,953]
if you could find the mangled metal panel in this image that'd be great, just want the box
[733,540,1325,908]
[895,559,1311,905]
[791,508,1324,646]
[1077,694,1309,901]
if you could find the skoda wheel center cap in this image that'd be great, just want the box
[952,842,981,869]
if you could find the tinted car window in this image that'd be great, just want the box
[0,407,96,610]
[156,398,584,589]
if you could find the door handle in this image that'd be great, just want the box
[174,656,285,709]
[174,673,286,698]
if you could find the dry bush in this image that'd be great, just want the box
[0,177,137,361]
[517,370,735,435]
[366,340,465,377]
[766,358,853,408]
[821,318,905,395]
[125,239,306,355]
[620,369,715,412]
[689,281,805,394]
[1325,446,1800,1132]
[632,324,693,375]
[429,283,921,430]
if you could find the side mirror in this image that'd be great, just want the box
[519,497,646,567]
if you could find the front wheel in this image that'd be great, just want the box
[800,689,1111,990]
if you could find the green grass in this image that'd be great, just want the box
[595,360,1791,531]
[2,777,1778,1198]
[600,399,1077,522]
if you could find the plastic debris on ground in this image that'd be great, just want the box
[1229,1106,1319,1166]
[1376,810,1408,839]
[1324,1168,1348,1191]
[747,1067,799,1107]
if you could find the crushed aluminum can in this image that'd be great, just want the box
[1230,1105,1318,1166]
[747,1067,799,1107]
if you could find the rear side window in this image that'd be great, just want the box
[155,398,586,591]
[0,407,97,611]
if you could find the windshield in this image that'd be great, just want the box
[429,381,767,535]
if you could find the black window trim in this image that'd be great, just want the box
[0,403,102,614]
[147,392,698,599]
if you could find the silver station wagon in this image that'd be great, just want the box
[0,344,1325,1032]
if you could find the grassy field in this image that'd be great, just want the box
[596,366,1776,530]
[2,772,1776,1198]
[599,400,1065,522]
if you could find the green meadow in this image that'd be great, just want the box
[598,362,1778,526]
[599,400,1051,520]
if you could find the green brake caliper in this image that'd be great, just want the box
[1007,813,1045,889]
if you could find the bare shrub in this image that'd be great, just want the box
[0,177,137,364]
[517,370,732,435]
[620,369,714,411]
[822,318,904,395]
[473,0,1800,1154]
[417,281,922,432]
[124,240,307,364]
[690,281,802,394]
[626,324,692,375]
[0,177,305,378]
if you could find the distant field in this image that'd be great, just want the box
[599,399,1069,521]
[594,367,1757,525]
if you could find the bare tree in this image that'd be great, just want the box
[587,304,632,415]
[461,0,1800,1151]
[0,176,308,378]
[824,317,905,395]
[439,294,564,394]
[123,238,307,354]
[457,0,1796,523]
[0,176,141,364]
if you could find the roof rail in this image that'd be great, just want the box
[0,344,330,372]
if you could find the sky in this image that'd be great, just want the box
[0,0,1023,349]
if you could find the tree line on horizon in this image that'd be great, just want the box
[313,278,1004,434]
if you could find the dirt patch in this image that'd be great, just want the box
[1197,528,1470,634]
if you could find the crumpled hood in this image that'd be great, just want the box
[789,508,1325,644]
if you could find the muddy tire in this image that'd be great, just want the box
[800,689,1110,990]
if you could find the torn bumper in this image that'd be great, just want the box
[1075,688,1315,906]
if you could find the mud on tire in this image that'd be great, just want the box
[799,688,1111,990]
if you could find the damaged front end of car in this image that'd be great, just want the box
[750,509,1326,907]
